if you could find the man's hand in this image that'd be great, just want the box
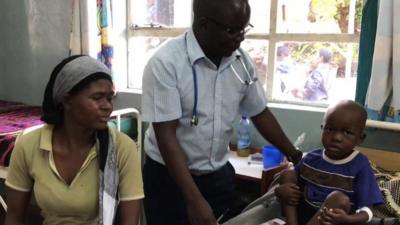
[275,183,302,206]
[318,207,350,225]
[186,196,217,225]
[287,149,303,165]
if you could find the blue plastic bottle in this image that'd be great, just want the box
[237,115,251,157]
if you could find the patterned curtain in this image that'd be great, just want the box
[97,0,114,71]
[69,0,115,83]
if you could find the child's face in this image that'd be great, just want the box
[321,107,365,160]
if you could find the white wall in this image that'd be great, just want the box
[0,0,72,105]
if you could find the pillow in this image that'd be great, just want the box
[371,163,400,218]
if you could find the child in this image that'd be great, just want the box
[276,100,383,225]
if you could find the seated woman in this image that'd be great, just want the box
[5,55,144,225]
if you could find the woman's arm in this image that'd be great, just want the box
[5,187,31,225]
[114,129,145,225]
[117,200,142,225]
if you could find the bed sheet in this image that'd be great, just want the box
[0,100,43,166]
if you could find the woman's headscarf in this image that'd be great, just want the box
[42,55,112,125]
[52,55,111,105]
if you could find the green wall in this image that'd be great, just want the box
[246,106,400,153]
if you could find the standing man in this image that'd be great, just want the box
[141,0,302,225]
[275,45,295,96]
[303,48,336,102]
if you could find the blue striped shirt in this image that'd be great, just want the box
[295,149,383,210]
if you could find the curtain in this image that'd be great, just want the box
[70,0,97,56]
[355,0,378,105]
[97,0,114,71]
[69,0,114,71]
[357,0,400,122]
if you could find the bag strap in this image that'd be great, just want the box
[97,129,109,171]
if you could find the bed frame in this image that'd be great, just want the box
[356,146,400,172]
[357,119,400,172]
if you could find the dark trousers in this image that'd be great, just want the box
[143,155,237,225]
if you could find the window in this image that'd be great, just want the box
[127,0,362,106]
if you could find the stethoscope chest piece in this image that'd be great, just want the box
[190,115,199,126]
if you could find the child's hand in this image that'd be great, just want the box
[275,183,302,206]
[318,207,349,225]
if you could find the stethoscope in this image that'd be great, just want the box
[190,55,258,126]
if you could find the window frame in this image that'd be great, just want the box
[126,0,360,107]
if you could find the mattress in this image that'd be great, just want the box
[0,100,43,166]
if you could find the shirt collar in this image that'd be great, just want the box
[186,29,242,66]
[40,124,53,152]
[186,29,205,65]
[322,149,359,164]
[39,124,98,157]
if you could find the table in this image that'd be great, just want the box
[228,151,263,181]
[228,151,288,194]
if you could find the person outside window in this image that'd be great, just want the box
[303,48,337,102]
[275,45,297,99]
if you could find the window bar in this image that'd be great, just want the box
[266,0,279,100]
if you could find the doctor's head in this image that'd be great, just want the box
[192,0,251,58]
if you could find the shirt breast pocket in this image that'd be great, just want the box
[220,79,247,121]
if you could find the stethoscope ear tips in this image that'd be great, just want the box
[190,115,199,126]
